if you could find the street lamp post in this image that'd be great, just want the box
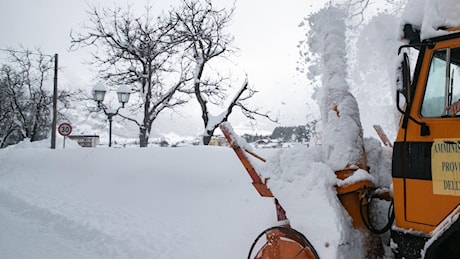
[92,84,131,147]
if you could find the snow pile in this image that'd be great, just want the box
[402,0,460,39]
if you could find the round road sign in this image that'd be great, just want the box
[58,122,72,136]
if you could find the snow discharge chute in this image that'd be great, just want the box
[304,6,389,258]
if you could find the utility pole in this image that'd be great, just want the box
[51,53,58,149]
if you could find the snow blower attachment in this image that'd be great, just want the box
[220,123,320,259]
[220,122,394,258]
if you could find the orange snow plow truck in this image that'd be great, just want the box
[220,24,460,259]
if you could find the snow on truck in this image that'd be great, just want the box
[220,2,460,259]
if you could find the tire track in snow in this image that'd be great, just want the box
[0,188,153,258]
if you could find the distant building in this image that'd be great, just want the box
[254,139,282,149]
[68,135,100,148]
[209,135,228,146]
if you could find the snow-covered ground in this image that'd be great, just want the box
[0,134,392,258]
[0,139,277,258]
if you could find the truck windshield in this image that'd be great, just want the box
[421,48,460,117]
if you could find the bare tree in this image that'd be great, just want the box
[70,4,191,147]
[173,0,275,145]
[340,0,406,25]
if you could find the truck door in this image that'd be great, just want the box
[394,42,460,232]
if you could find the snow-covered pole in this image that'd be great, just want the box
[307,6,381,258]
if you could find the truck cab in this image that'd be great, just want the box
[392,25,460,258]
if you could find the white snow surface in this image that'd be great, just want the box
[0,139,277,258]
[0,133,392,258]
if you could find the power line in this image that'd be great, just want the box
[0,48,55,58]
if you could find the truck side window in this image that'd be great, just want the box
[421,48,460,117]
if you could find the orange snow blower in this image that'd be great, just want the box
[220,122,389,258]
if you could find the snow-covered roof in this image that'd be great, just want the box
[402,0,460,40]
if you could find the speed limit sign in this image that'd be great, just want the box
[58,123,72,136]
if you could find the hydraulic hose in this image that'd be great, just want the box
[360,195,395,235]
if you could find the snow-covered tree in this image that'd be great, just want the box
[0,64,23,147]
[0,48,71,148]
[70,4,191,147]
[173,0,275,145]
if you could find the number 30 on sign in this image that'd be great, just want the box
[58,123,72,137]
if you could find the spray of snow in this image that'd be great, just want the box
[307,6,366,173]
[351,13,402,140]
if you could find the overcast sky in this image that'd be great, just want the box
[0,0,327,136]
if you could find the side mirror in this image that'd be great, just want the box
[401,52,411,102]
[396,51,430,136]
[396,52,411,114]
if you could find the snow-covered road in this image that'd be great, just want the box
[0,143,276,258]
